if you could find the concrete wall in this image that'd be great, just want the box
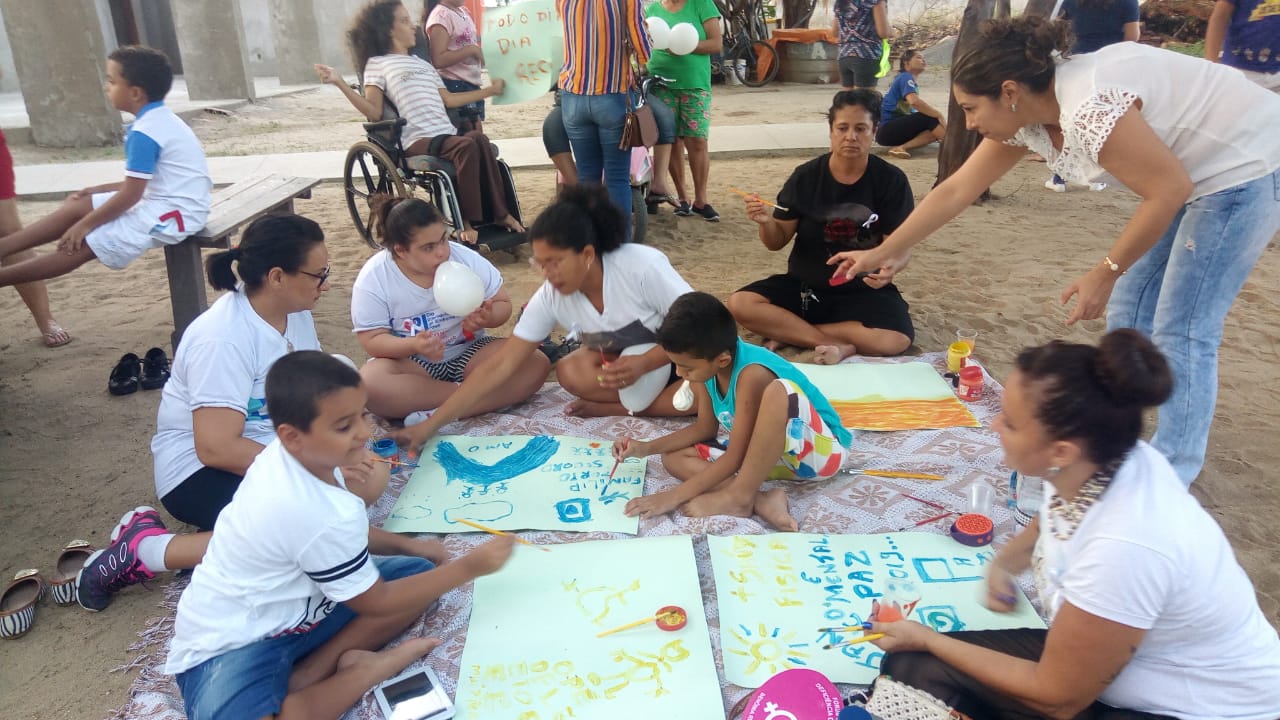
[241,0,374,77]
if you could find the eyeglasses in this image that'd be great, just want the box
[298,264,331,288]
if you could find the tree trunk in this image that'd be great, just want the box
[935,0,1058,194]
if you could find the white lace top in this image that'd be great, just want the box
[1010,42,1280,200]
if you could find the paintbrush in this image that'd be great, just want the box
[818,622,875,633]
[861,469,945,481]
[601,439,629,497]
[823,632,886,650]
[375,458,419,469]
[597,610,681,638]
[729,187,790,212]
[896,511,956,531]
[899,492,947,511]
[454,518,551,552]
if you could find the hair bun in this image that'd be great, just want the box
[1094,329,1173,408]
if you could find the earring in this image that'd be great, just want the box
[1011,103,1018,113]
[1047,465,1061,477]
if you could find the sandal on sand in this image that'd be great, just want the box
[42,323,72,348]
[1,569,44,639]
[49,540,95,606]
[887,148,911,159]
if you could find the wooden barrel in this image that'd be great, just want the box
[778,40,839,84]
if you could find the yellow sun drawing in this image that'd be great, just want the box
[726,622,811,677]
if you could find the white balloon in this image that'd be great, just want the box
[646,16,671,51]
[433,260,485,317]
[672,379,694,411]
[666,22,699,56]
[616,343,674,414]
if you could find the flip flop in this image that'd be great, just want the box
[42,323,72,348]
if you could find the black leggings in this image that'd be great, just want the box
[880,630,1176,720]
[160,466,244,531]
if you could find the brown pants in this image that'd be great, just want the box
[406,130,510,226]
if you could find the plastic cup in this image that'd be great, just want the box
[967,482,995,515]
[956,329,978,352]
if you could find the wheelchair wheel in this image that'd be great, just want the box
[733,40,779,88]
[344,140,409,250]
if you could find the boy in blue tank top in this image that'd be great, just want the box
[617,292,852,530]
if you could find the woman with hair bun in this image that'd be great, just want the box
[830,16,1280,486]
[869,329,1280,720]
[151,214,371,530]
[397,184,695,450]
[352,195,547,422]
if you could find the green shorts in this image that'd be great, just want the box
[652,86,712,140]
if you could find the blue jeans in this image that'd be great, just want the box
[561,90,633,225]
[176,556,435,720]
[1107,168,1280,485]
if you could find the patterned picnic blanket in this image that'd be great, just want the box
[108,352,1036,719]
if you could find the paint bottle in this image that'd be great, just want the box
[957,365,983,401]
[945,341,971,372]
[370,438,399,460]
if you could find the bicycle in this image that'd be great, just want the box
[711,0,779,87]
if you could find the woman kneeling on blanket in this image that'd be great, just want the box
[868,330,1280,720]
[396,184,695,451]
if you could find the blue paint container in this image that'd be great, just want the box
[370,438,399,459]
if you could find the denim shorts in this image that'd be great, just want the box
[176,555,434,720]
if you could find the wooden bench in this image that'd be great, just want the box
[164,174,322,349]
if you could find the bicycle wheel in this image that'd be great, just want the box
[733,40,779,87]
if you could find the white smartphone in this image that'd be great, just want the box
[372,666,455,720]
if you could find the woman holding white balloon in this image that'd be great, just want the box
[645,0,723,221]
[396,185,695,452]
[351,195,548,421]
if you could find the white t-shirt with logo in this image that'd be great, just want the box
[164,439,379,675]
[125,102,213,238]
[363,54,457,148]
[513,244,693,343]
[350,242,503,362]
[1032,441,1280,719]
[152,291,321,499]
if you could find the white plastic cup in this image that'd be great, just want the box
[967,482,995,516]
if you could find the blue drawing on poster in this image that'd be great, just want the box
[555,498,592,523]
[444,501,515,524]
[434,435,561,487]
[915,604,967,632]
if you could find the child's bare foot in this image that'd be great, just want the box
[497,214,525,233]
[763,338,788,352]
[813,344,856,365]
[755,488,799,532]
[565,398,623,417]
[337,637,440,682]
[683,488,754,519]
[456,225,479,245]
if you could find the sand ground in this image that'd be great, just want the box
[2,75,1277,719]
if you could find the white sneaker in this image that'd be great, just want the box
[1044,178,1067,193]
[1088,182,1108,192]
[404,410,434,427]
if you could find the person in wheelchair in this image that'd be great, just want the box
[317,0,522,246]
[352,195,547,423]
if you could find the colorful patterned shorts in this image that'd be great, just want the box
[697,378,848,480]
[652,86,712,140]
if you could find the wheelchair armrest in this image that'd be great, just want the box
[362,118,407,133]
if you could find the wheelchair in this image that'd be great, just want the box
[342,99,526,253]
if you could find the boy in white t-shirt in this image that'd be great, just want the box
[0,45,211,288]
[165,351,514,720]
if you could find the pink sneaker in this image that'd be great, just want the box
[75,506,167,612]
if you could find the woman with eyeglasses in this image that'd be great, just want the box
[352,195,547,423]
[150,214,378,531]
[395,184,694,451]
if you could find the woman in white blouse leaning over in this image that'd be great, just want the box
[830,17,1280,487]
